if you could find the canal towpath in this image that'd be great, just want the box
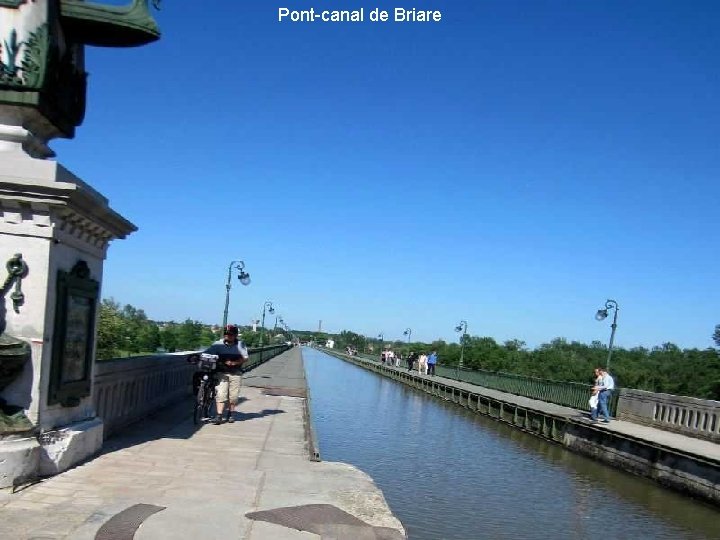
[0,348,405,540]
[338,351,720,464]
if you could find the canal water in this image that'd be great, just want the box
[303,348,720,540]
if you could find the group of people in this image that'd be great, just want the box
[380,349,400,366]
[381,349,438,375]
[589,367,615,423]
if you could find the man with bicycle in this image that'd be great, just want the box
[203,324,248,425]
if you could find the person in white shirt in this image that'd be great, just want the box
[591,368,615,423]
[418,353,428,375]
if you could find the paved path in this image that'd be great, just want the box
[346,353,720,464]
[0,348,405,539]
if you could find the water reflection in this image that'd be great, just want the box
[303,349,720,540]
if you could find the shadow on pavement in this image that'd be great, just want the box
[100,398,200,455]
[235,408,285,422]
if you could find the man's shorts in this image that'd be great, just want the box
[215,373,242,403]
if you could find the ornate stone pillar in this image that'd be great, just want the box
[0,0,159,487]
[0,149,136,486]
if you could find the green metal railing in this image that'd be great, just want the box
[354,351,619,415]
[242,344,290,372]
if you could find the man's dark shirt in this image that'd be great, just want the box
[204,339,248,374]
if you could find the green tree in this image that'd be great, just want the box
[336,330,367,351]
[137,324,161,353]
[96,298,124,359]
[175,319,204,350]
[713,325,720,347]
[160,325,178,352]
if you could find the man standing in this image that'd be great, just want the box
[427,350,438,376]
[407,351,417,372]
[204,324,248,425]
[591,368,615,423]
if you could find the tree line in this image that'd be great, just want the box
[328,329,720,400]
[96,299,218,359]
[96,299,292,360]
[94,302,719,400]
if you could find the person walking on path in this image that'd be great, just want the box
[427,350,438,376]
[591,368,615,423]
[588,368,602,417]
[418,352,428,375]
[407,351,417,371]
[203,324,248,425]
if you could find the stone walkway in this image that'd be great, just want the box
[350,353,720,464]
[0,349,405,539]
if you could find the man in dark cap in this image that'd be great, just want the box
[203,324,248,424]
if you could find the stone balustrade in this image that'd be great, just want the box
[617,388,720,442]
[93,346,291,439]
[93,352,194,438]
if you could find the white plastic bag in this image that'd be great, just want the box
[589,394,599,409]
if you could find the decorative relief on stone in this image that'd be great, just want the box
[1,253,27,313]
[49,259,98,407]
[0,23,47,87]
[0,255,32,434]
[57,211,112,248]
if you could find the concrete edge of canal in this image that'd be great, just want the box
[244,346,408,539]
[321,348,720,509]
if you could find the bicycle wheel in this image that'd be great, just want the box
[203,383,216,420]
[194,383,206,425]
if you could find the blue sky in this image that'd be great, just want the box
[53,0,719,349]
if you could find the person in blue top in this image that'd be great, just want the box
[203,324,248,425]
[427,350,438,376]
[591,368,615,423]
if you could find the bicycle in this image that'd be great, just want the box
[191,353,218,425]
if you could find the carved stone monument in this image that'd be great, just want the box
[0,0,160,488]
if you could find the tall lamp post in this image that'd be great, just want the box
[377,333,384,356]
[455,320,468,376]
[403,328,412,345]
[222,260,251,329]
[260,300,274,346]
[595,299,619,371]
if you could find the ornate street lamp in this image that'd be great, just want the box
[222,260,250,329]
[455,320,468,375]
[377,332,384,355]
[260,301,274,346]
[595,299,619,371]
[403,328,412,344]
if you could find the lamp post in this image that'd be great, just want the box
[260,300,274,346]
[455,320,468,376]
[377,333,383,356]
[403,328,412,344]
[222,260,251,329]
[595,299,619,371]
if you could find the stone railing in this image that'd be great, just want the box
[94,352,194,438]
[94,345,290,438]
[617,388,720,442]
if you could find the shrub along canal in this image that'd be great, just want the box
[303,348,720,540]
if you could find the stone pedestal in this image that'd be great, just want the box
[0,148,136,488]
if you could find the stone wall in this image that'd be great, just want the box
[94,353,194,438]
